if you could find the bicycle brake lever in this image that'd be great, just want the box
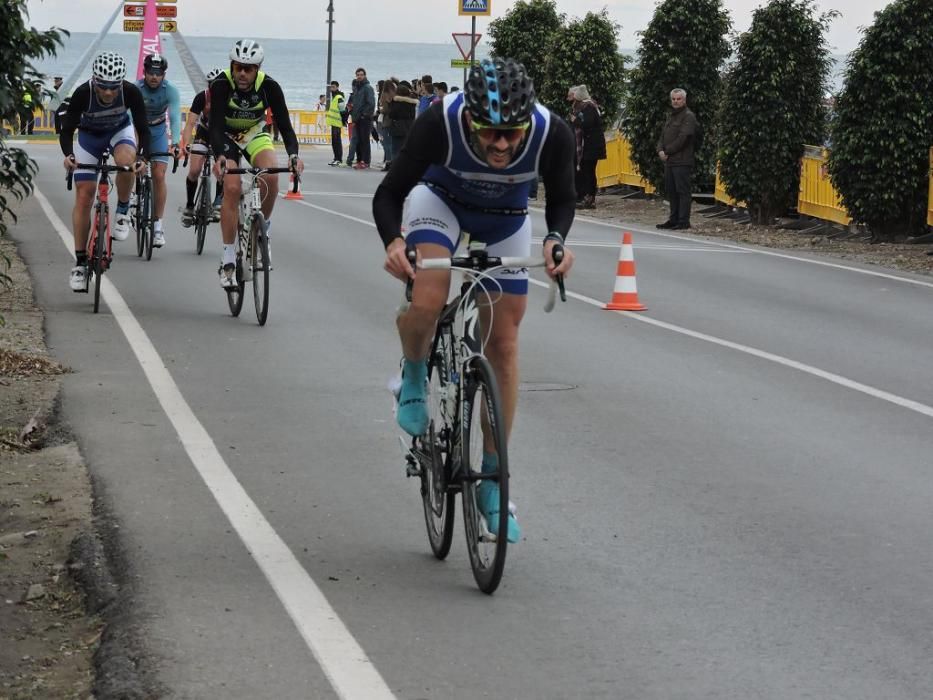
[404,245,417,303]
[552,244,567,302]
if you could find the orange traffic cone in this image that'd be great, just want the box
[604,231,646,311]
[283,171,303,200]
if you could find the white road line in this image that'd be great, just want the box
[529,279,933,420]
[33,187,396,700]
[288,194,933,419]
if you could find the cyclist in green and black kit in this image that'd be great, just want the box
[208,39,303,288]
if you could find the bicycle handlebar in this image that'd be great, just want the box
[66,160,134,191]
[148,150,180,174]
[222,164,300,194]
[405,245,567,312]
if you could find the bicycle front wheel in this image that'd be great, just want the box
[418,326,456,559]
[140,179,153,261]
[460,355,509,594]
[250,214,270,326]
[195,176,209,255]
[226,252,245,317]
[134,177,144,257]
[91,208,107,314]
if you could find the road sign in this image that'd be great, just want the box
[451,59,474,68]
[124,4,177,17]
[123,19,177,32]
[458,0,490,16]
[452,32,481,60]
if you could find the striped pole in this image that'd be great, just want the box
[604,231,646,311]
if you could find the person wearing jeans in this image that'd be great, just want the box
[349,67,375,169]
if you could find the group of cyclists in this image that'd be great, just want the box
[60,45,576,541]
[59,39,303,292]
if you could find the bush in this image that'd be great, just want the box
[828,0,933,241]
[623,0,731,191]
[486,0,564,89]
[1,2,66,305]
[717,0,834,224]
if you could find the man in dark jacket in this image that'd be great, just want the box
[568,84,606,209]
[656,88,698,229]
[350,67,376,169]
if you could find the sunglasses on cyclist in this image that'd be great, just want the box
[144,68,165,76]
[94,80,122,92]
[232,63,258,74]
[469,120,530,143]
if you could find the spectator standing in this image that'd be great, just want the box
[568,84,606,209]
[416,74,434,116]
[326,81,346,166]
[350,67,375,169]
[656,87,698,230]
[378,79,397,169]
[432,81,448,105]
[387,80,418,160]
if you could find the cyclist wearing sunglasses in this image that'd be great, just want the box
[137,53,181,248]
[60,51,150,291]
[374,57,577,542]
[208,39,304,289]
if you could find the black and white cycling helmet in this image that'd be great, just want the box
[465,57,535,126]
[143,53,167,74]
[206,67,223,82]
[230,39,264,66]
[92,51,127,84]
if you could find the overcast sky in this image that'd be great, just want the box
[26,0,892,54]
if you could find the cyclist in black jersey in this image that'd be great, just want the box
[374,58,576,542]
[60,51,150,291]
[208,40,304,288]
[181,67,224,225]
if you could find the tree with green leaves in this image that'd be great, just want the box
[486,0,564,89]
[1,2,66,306]
[623,0,731,191]
[539,10,627,125]
[827,0,933,241]
[717,0,834,224]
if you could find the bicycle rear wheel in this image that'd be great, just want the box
[250,214,270,326]
[460,356,509,594]
[91,208,107,314]
[418,326,457,559]
[134,177,144,257]
[226,251,245,317]
[194,176,209,255]
[140,179,153,261]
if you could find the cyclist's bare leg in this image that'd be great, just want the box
[251,148,279,220]
[72,182,95,251]
[396,242,451,361]
[478,292,527,451]
[151,160,167,219]
[219,155,242,245]
[186,153,205,185]
[112,143,136,203]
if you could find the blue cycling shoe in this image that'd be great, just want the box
[396,358,428,436]
[476,453,520,543]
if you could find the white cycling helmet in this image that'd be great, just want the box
[206,67,223,82]
[92,51,127,83]
[229,39,264,66]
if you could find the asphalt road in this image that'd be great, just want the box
[11,142,933,699]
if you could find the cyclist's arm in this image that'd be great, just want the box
[208,78,231,158]
[183,92,205,147]
[372,103,447,248]
[263,79,299,156]
[538,116,577,240]
[166,81,182,147]
[124,82,151,157]
[58,82,89,157]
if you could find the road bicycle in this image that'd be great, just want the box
[182,146,217,255]
[401,241,565,594]
[132,150,179,261]
[220,163,299,326]
[66,149,134,313]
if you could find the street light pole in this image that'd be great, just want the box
[325,1,335,98]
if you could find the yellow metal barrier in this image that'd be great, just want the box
[927,147,932,227]
[714,163,746,208]
[798,144,851,226]
[3,108,55,135]
[595,132,655,193]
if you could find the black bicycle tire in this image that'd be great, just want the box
[460,355,509,594]
[195,176,209,255]
[419,326,456,559]
[134,176,145,257]
[226,252,245,317]
[250,214,270,326]
[92,207,107,314]
[142,179,154,261]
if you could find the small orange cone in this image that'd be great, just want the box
[604,232,646,311]
[283,171,303,200]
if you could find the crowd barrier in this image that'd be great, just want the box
[798,144,852,226]
[928,147,933,227]
[596,132,655,194]
[714,164,746,209]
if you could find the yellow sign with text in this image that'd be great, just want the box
[458,0,490,16]
[123,19,178,32]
